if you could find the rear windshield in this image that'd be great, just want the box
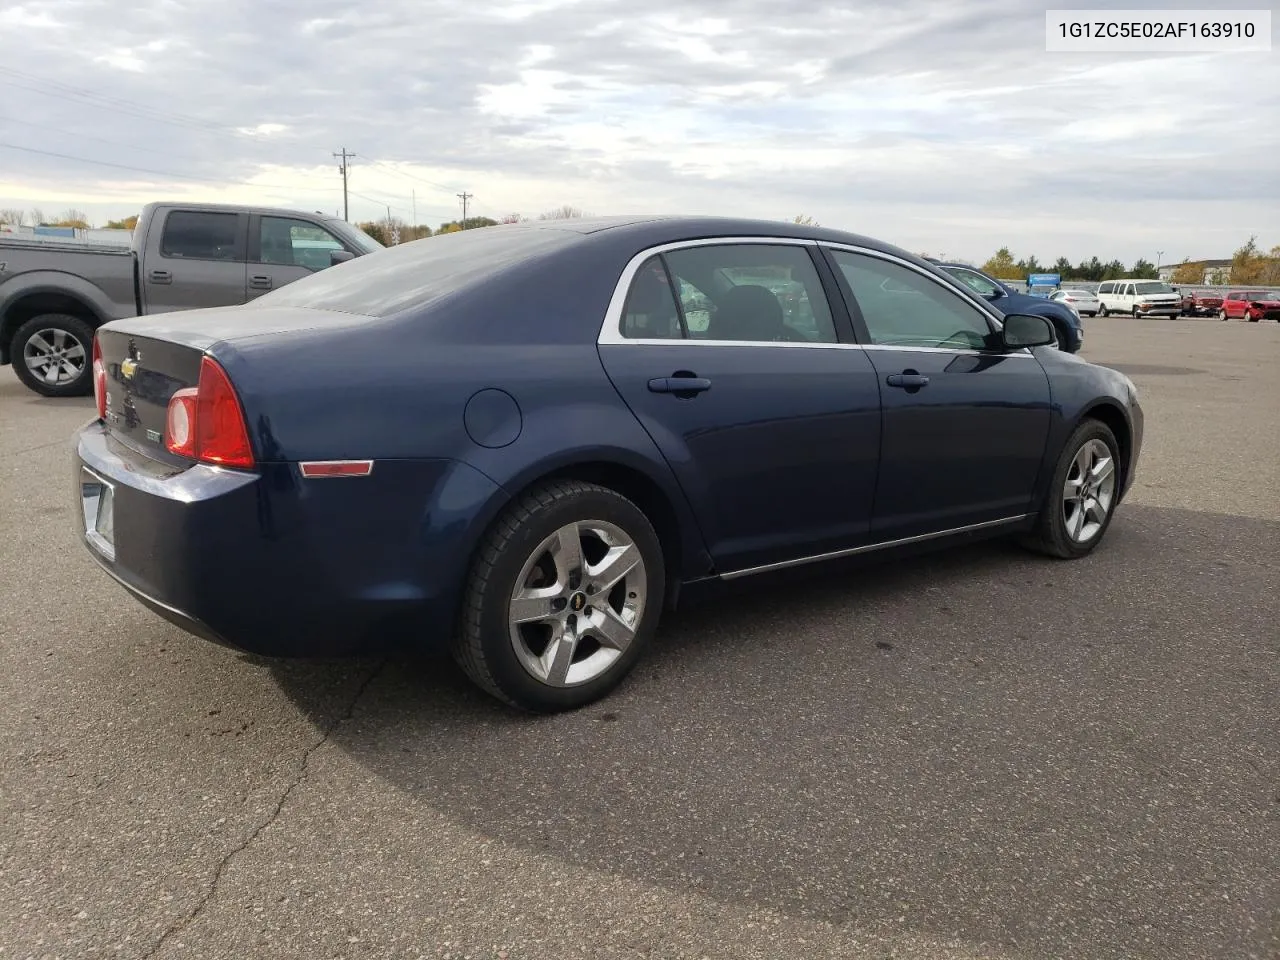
[256,225,580,317]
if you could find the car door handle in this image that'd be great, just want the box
[886,372,930,389]
[249,275,273,290]
[648,376,712,395]
[149,270,172,284]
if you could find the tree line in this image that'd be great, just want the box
[966,236,1279,286]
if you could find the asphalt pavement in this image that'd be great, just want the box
[1,316,1277,960]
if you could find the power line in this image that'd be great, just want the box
[0,113,216,165]
[0,141,330,195]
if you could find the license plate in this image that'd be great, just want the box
[80,469,116,559]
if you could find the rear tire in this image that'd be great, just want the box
[453,480,666,712]
[11,314,97,398]
[1020,419,1122,560]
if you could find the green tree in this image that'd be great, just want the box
[1101,259,1126,281]
[1130,258,1157,279]
[1053,257,1074,279]
[105,215,139,230]
[1207,268,1228,285]
[981,247,1019,280]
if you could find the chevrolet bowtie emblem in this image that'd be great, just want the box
[120,358,138,379]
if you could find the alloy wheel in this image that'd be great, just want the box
[1062,439,1117,543]
[23,328,87,385]
[507,519,648,687]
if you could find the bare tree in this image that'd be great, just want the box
[0,208,26,226]
[29,207,46,226]
[538,205,586,220]
[792,214,818,226]
[57,208,91,227]
[500,213,528,224]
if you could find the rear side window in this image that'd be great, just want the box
[160,211,242,261]
[621,257,683,339]
[1098,282,1113,294]
[664,244,837,343]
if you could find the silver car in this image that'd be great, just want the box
[1050,289,1101,317]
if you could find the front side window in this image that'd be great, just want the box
[829,249,995,350]
[663,244,837,343]
[160,210,241,261]
[259,217,347,270]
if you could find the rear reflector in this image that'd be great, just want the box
[299,460,375,478]
[92,336,106,421]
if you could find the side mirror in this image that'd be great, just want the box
[329,249,356,266]
[1002,313,1056,349]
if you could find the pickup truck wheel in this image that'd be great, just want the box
[12,315,97,397]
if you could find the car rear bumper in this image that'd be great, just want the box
[73,420,506,658]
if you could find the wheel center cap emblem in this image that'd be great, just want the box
[569,592,586,612]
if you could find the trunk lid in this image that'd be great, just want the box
[97,305,373,464]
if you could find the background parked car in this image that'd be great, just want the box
[1049,289,1101,317]
[1178,290,1225,317]
[927,261,1084,352]
[1220,290,1280,321]
[0,201,382,397]
[75,216,1142,712]
[1095,280,1181,318]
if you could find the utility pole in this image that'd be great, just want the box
[333,148,356,221]
[457,191,472,229]
[1156,250,1164,274]
[412,190,417,229]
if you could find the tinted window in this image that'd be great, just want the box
[830,250,994,350]
[662,244,837,343]
[160,211,241,260]
[621,256,682,339]
[1098,282,1113,294]
[256,225,579,317]
[259,216,346,270]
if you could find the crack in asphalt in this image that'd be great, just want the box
[141,659,388,959]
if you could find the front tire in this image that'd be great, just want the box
[12,314,97,397]
[1021,419,1122,559]
[1098,305,1108,317]
[453,480,666,712]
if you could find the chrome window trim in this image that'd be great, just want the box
[719,513,1034,581]
[596,235,1034,358]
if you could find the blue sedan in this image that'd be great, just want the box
[928,261,1086,353]
[74,217,1143,711]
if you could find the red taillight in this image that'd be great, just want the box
[164,356,254,469]
[92,336,106,420]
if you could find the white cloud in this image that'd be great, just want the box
[0,0,1275,262]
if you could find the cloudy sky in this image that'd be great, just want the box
[1,0,1276,265]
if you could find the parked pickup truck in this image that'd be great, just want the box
[0,201,383,396]
[1179,290,1224,317]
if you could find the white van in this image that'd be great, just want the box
[1096,279,1181,318]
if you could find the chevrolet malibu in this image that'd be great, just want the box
[74,217,1143,712]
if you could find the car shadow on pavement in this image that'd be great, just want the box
[269,504,1279,960]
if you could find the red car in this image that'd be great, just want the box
[1180,291,1223,317]
[1220,290,1280,322]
